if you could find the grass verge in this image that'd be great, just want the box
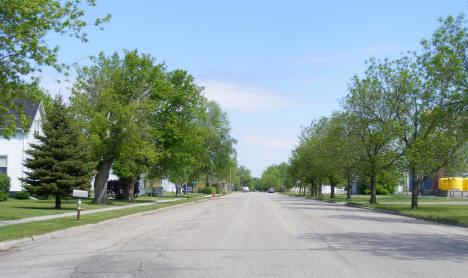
[0,194,209,221]
[283,192,468,226]
[0,197,203,242]
[348,202,468,226]
[282,192,468,203]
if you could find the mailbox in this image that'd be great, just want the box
[72,189,88,198]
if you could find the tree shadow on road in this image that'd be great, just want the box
[326,214,415,224]
[297,231,468,261]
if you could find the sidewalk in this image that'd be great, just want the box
[0,199,180,227]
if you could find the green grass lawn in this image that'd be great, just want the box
[283,191,468,226]
[0,197,203,242]
[0,193,206,221]
[283,191,468,203]
[351,203,468,226]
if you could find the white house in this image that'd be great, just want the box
[0,100,45,192]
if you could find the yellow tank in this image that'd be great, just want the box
[464,178,468,191]
[447,177,464,190]
[439,178,448,191]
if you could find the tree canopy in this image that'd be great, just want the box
[0,0,109,137]
[286,15,468,208]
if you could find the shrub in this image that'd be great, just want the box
[15,191,30,199]
[0,174,10,201]
[201,187,216,194]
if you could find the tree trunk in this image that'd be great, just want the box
[93,155,114,205]
[369,175,377,204]
[330,181,336,200]
[346,176,352,201]
[411,170,419,209]
[175,184,181,197]
[55,194,61,209]
[318,185,322,197]
[121,178,136,201]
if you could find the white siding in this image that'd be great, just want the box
[162,179,176,192]
[0,102,44,192]
[0,132,27,191]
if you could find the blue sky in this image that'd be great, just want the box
[41,0,467,177]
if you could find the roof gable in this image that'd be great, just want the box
[9,99,41,130]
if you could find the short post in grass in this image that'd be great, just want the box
[72,190,89,222]
[77,199,82,221]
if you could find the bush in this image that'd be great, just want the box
[0,174,10,201]
[201,187,216,194]
[15,191,30,199]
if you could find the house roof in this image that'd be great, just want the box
[8,99,42,129]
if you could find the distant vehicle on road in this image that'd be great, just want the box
[268,188,275,193]
[243,187,250,192]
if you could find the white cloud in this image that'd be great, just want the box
[201,81,297,113]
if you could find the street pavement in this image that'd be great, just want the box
[1,192,468,277]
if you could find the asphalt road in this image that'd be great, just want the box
[2,192,468,278]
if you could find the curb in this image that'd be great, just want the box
[0,196,214,251]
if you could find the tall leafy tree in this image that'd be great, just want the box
[0,0,109,137]
[21,96,95,209]
[71,50,163,204]
[237,165,253,190]
[148,70,206,197]
[344,62,402,204]
[259,163,290,191]
[329,112,362,200]
[197,101,236,189]
[389,16,468,209]
[313,116,343,199]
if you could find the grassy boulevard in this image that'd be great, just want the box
[0,193,202,221]
[0,195,208,242]
[283,192,468,227]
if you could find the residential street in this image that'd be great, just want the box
[2,192,468,278]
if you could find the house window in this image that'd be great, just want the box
[0,156,7,175]
[34,120,40,136]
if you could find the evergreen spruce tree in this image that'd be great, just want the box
[21,96,95,209]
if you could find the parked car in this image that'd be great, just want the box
[268,188,275,193]
[243,186,250,192]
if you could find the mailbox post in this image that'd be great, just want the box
[72,190,88,222]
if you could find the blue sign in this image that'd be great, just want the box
[186,187,192,193]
